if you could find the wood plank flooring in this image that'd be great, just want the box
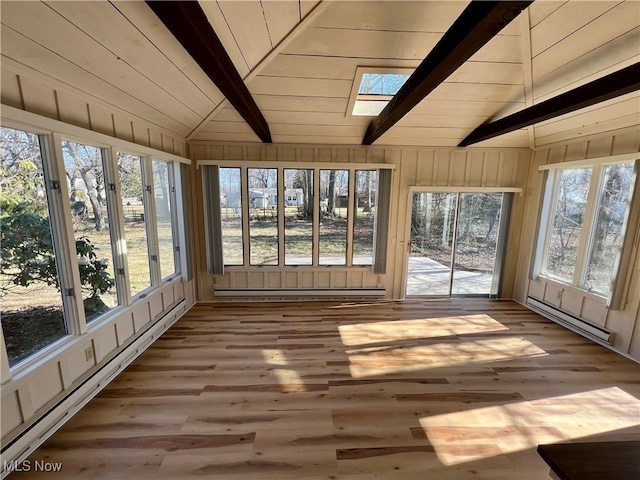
[11,299,640,479]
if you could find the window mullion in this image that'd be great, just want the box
[573,166,603,287]
[103,147,131,306]
[168,162,181,276]
[241,167,250,266]
[540,170,558,276]
[346,169,355,266]
[142,157,161,286]
[48,132,86,334]
[277,168,285,266]
[313,168,320,266]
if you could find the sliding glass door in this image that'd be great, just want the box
[406,192,510,297]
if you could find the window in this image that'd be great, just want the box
[585,163,635,293]
[62,140,118,323]
[207,165,392,270]
[118,153,152,296]
[219,167,243,265]
[284,169,313,265]
[353,170,378,265]
[1,127,69,365]
[248,168,278,265]
[348,68,411,116]
[1,115,189,369]
[319,169,349,265]
[540,160,637,297]
[152,160,178,279]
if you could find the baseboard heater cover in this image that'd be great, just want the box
[526,296,611,343]
[0,300,187,479]
[215,288,386,298]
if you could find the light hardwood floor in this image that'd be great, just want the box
[11,299,640,479]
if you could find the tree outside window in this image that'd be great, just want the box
[1,128,68,365]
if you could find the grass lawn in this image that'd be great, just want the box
[221,207,376,265]
[1,211,174,364]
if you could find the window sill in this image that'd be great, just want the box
[536,275,609,304]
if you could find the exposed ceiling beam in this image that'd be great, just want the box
[146,1,272,143]
[362,1,533,146]
[459,62,640,147]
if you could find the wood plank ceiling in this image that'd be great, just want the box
[1,1,638,149]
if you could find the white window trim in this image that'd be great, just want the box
[1,105,190,165]
[198,159,395,171]
[538,152,638,171]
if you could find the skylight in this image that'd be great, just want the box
[348,69,412,117]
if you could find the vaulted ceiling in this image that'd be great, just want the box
[1,1,638,150]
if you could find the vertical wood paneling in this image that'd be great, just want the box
[133,303,151,333]
[586,137,613,158]
[333,271,347,288]
[449,151,467,186]
[56,91,91,130]
[559,289,582,317]
[1,70,23,109]
[317,271,330,288]
[611,130,640,154]
[301,271,314,288]
[482,151,500,187]
[131,121,150,148]
[268,271,281,288]
[416,149,434,185]
[162,284,176,310]
[543,283,563,308]
[115,313,135,346]
[149,293,163,320]
[16,386,35,423]
[433,150,451,186]
[30,363,63,411]
[318,148,332,162]
[1,391,23,437]
[581,297,608,327]
[60,344,96,388]
[93,326,119,363]
[19,77,58,119]
[466,150,485,185]
[174,281,185,302]
[86,104,115,137]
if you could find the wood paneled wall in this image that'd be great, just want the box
[512,131,640,359]
[190,142,531,301]
[0,67,187,157]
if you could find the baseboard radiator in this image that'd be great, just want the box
[526,296,612,344]
[0,300,187,479]
[214,288,386,301]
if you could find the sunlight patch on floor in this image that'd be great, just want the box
[338,314,510,346]
[418,387,640,466]
[345,335,548,378]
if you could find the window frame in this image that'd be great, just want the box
[536,156,638,299]
[204,161,395,270]
[151,158,181,282]
[346,66,414,118]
